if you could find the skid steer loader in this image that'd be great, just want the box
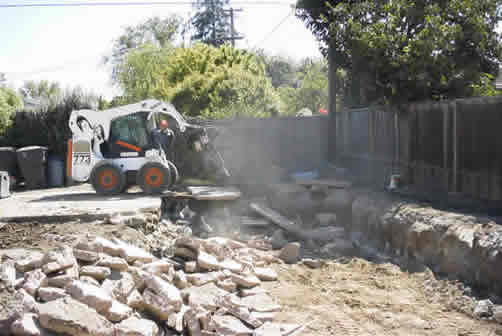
[68,99,229,195]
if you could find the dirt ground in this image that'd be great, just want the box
[0,199,500,336]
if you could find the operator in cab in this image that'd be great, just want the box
[152,119,175,153]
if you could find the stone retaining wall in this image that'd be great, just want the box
[349,191,502,295]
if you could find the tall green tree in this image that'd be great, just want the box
[116,43,279,118]
[190,0,233,46]
[297,0,502,104]
[106,16,182,82]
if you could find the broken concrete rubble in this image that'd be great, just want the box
[65,280,113,314]
[1,233,285,336]
[23,269,47,297]
[10,313,42,336]
[80,266,111,281]
[38,297,114,336]
[15,253,44,273]
[38,287,67,302]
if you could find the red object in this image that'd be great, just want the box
[159,119,169,129]
[115,140,141,152]
[319,108,328,115]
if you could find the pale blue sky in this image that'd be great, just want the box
[0,0,322,98]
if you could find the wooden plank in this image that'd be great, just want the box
[249,203,346,242]
[163,186,241,201]
[294,178,352,189]
[249,203,303,237]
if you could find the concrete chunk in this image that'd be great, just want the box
[197,251,221,271]
[175,237,201,251]
[185,261,197,273]
[141,260,173,275]
[15,252,44,273]
[209,315,252,336]
[0,260,16,288]
[102,300,133,323]
[230,273,261,289]
[143,288,175,320]
[240,293,281,312]
[111,238,155,263]
[101,272,136,304]
[219,259,243,273]
[182,282,228,312]
[77,237,122,256]
[183,308,201,336]
[254,267,278,281]
[217,279,237,293]
[115,316,159,336]
[10,313,42,336]
[173,270,188,289]
[143,274,182,312]
[38,297,114,336]
[186,272,222,286]
[217,295,262,328]
[97,255,128,271]
[72,249,99,262]
[175,247,198,260]
[23,269,47,296]
[239,287,268,297]
[65,280,113,313]
[79,276,100,287]
[38,287,67,302]
[47,274,73,288]
[42,246,76,274]
[80,266,111,281]
[126,289,144,309]
[250,311,277,324]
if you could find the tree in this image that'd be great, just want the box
[0,73,6,87]
[190,0,233,46]
[116,43,279,118]
[255,51,297,88]
[297,0,502,104]
[0,87,22,135]
[278,58,329,114]
[20,80,62,100]
[106,16,182,82]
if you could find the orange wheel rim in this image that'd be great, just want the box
[144,167,163,187]
[98,169,117,189]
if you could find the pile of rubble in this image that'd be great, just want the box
[0,234,305,336]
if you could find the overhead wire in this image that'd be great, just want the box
[252,8,293,49]
[0,1,293,8]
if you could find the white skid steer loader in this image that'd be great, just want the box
[68,99,229,195]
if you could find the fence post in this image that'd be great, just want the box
[327,42,337,163]
[452,100,459,193]
[442,102,449,193]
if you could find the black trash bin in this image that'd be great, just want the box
[0,147,18,177]
[16,146,48,189]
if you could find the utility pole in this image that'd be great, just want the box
[223,7,243,46]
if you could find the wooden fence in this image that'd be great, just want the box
[336,96,502,201]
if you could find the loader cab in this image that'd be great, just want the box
[101,110,182,159]
[102,111,153,158]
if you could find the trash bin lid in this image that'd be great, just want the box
[16,146,48,152]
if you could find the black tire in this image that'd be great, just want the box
[90,162,126,195]
[166,160,179,187]
[137,161,171,194]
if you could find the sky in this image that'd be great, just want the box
[0,0,322,99]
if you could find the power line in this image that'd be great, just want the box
[0,1,292,8]
[252,9,292,49]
